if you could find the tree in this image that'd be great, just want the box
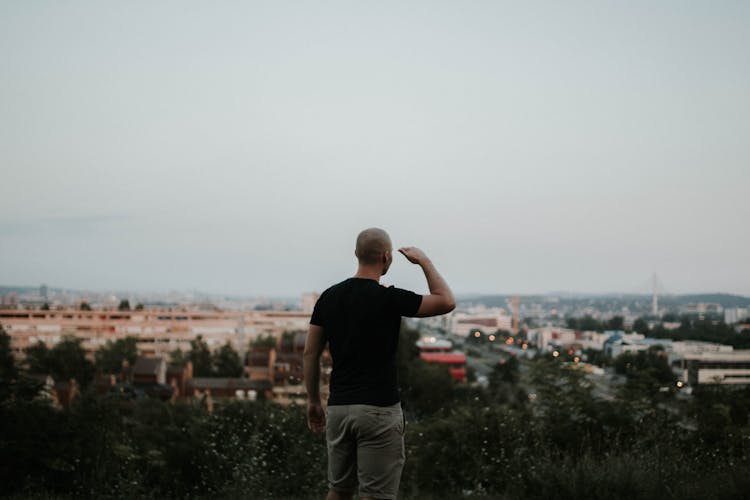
[25,336,94,386]
[566,315,605,331]
[396,326,455,417]
[213,343,243,377]
[614,347,675,402]
[529,359,608,450]
[118,299,131,311]
[135,303,144,311]
[632,317,649,334]
[80,301,92,311]
[189,336,213,377]
[607,316,624,331]
[251,334,277,349]
[661,312,679,322]
[0,326,18,402]
[50,336,94,386]
[23,341,52,375]
[169,348,189,367]
[491,355,519,385]
[95,337,139,374]
[41,303,50,311]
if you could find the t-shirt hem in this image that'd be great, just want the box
[327,397,401,407]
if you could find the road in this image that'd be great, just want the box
[416,325,623,400]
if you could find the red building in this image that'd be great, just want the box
[416,337,466,382]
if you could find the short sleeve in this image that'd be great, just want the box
[310,295,326,326]
[388,286,423,317]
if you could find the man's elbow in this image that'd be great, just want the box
[441,298,456,314]
[445,299,456,313]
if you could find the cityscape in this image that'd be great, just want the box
[2,281,750,497]
[2,1,749,498]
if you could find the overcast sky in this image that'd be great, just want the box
[1,1,748,297]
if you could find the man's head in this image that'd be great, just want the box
[355,227,393,275]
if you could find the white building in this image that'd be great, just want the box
[527,327,577,352]
[725,307,749,325]
[673,351,750,385]
[449,308,512,338]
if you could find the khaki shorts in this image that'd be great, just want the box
[326,402,406,499]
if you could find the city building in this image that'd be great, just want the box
[527,327,578,352]
[416,336,466,382]
[449,308,513,338]
[419,351,467,382]
[673,351,750,385]
[0,307,311,360]
[132,356,167,385]
[725,307,749,325]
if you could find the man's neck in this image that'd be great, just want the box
[353,266,381,282]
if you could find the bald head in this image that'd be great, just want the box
[355,228,392,265]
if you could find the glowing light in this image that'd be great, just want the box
[676,381,684,388]
[552,351,559,358]
[522,344,528,350]
[574,356,580,363]
[474,331,481,338]
[489,335,496,341]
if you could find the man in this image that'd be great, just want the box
[304,227,455,500]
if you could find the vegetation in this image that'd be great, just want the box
[648,317,750,349]
[212,343,244,378]
[250,334,277,349]
[22,336,94,387]
[565,315,625,332]
[169,337,244,378]
[1,325,749,498]
[95,337,139,374]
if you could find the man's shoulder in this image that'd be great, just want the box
[321,278,353,295]
[316,278,352,303]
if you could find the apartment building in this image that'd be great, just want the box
[0,307,311,359]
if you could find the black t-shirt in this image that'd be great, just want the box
[310,277,423,406]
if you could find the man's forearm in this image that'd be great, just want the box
[420,258,454,303]
[303,354,321,403]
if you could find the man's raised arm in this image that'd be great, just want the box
[398,247,456,317]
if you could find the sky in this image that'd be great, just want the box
[1,1,749,297]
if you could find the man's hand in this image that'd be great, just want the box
[399,245,456,317]
[398,247,429,265]
[307,401,326,435]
